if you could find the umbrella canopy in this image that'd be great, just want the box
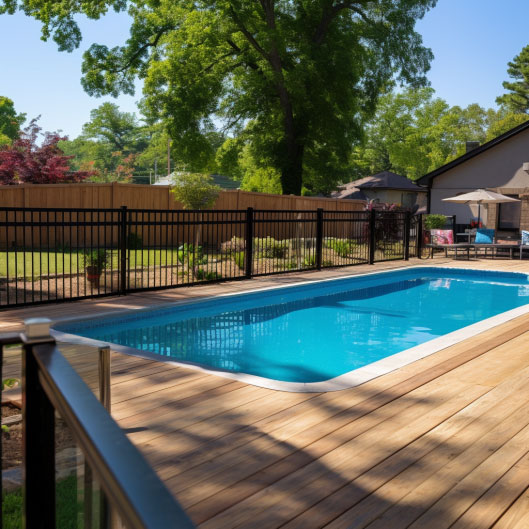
[442,189,520,205]
[442,189,520,226]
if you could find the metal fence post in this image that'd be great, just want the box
[417,214,423,259]
[245,207,254,278]
[404,211,411,261]
[22,318,56,529]
[120,206,128,294]
[368,209,376,264]
[316,208,324,270]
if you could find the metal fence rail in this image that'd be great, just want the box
[0,319,195,529]
[0,207,421,308]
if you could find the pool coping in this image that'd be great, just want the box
[50,265,529,393]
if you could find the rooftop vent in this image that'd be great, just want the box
[466,141,480,153]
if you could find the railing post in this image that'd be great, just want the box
[245,207,254,278]
[22,318,56,529]
[417,214,423,259]
[120,206,128,294]
[99,345,111,412]
[368,209,376,265]
[404,211,411,261]
[316,208,324,270]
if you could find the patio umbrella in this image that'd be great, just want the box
[441,189,519,226]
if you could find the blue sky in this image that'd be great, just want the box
[0,0,527,139]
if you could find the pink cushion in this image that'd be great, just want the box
[430,229,454,245]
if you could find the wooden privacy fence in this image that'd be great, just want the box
[0,184,365,248]
[0,182,365,211]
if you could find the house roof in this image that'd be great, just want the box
[332,171,425,199]
[416,119,529,186]
[153,172,241,189]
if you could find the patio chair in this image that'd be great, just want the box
[473,229,520,259]
[425,229,473,259]
[520,230,529,260]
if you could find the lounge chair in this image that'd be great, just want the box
[425,229,473,259]
[473,229,521,259]
[520,230,529,260]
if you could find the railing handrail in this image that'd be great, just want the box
[1,321,195,529]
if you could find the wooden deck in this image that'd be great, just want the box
[4,257,529,528]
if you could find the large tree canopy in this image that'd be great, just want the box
[1,0,437,194]
[0,96,25,146]
[497,44,529,114]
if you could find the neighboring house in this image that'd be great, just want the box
[417,120,529,233]
[153,172,241,189]
[332,171,427,211]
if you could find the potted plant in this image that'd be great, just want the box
[423,214,447,244]
[82,249,109,288]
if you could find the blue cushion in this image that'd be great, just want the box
[522,230,529,245]
[474,229,495,244]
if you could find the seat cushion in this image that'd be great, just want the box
[474,229,495,244]
[430,229,454,245]
[522,230,529,246]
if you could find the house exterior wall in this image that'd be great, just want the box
[429,127,529,228]
[363,189,427,208]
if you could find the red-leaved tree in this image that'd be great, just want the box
[0,118,94,184]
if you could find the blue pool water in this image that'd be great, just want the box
[56,268,529,383]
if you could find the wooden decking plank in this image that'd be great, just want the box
[169,326,529,520]
[451,454,529,529]
[283,362,529,529]
[404,424,529,529]
[167,372,474,497]
[358,400,529,529]
[124,385,273,445]
[196,383,487,529]
[493,487,529,529]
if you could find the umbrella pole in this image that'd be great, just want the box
[477,203,481,227]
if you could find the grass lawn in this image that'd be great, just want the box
[2,475,80,529]
[0,249,183,278]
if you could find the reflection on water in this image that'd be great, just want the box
[65,274,529,383]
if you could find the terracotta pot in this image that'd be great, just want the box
[86,265,101,288]
[423,230,431,245]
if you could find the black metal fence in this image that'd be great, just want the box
[0,207,421,308]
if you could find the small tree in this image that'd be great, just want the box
[0,118,94,184]
[170,173,220,276]
[170,173,220,210]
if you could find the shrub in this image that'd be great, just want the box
[325,238,354,258]
[234,251,245,270]
[126,232,143,249]
[254,237,288,258]
[303,255,316,267]
[195,268,222,281]
[424,214,447,230]
[81,249,109,270]
[221,236,245,253]
[177,243,207,266]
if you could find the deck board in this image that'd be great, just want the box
[3,257,529,528]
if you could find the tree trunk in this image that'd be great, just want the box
[280,140,304,195]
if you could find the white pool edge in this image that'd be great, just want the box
[50,265,529,393]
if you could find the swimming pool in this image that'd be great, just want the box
[54,267,529,392]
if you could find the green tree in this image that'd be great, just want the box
[0,96,25,145]
[497,45,529,114]
[170,172,220,209]
[485,111,529,140]
[351,89,508,181]
[82,102,147,153]
[2,0,437,195]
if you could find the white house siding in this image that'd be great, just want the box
[429,127,529,228]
